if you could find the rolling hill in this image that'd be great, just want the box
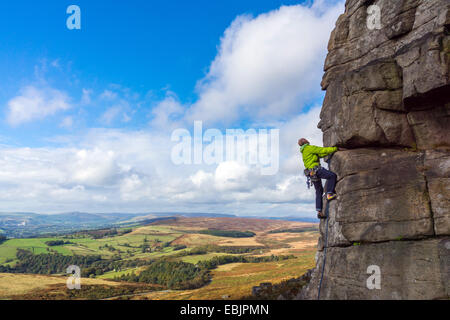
[0,217,319,300]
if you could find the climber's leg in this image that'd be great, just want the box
[312,179,324,218]
[317,168,337,199]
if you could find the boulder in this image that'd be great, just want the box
[331,149,434,243]
[300,238,450,300]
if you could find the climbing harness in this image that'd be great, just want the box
[317,152,335,300]
[304,165,321,189]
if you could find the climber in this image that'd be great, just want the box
[299,138,338,220]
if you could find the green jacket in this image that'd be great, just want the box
[300,144,337,169]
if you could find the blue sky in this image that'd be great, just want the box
[1,0,315,142]
[0,0,344,216]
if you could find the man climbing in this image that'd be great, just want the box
[298,138,338,220]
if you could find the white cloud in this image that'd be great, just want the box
[7,86,71,126]
[96,88,136,125]
[186,1,344,124]
[70,148,120,186]
[81,88,93,105]
[0,115,320,215]
[100,90,118,101]
[278,105,324,175]
[100,99,132,125]
[190,170,214,188]
[100,106,122,124]
[60,116,73,128]
[214,161,251,192]
[0,1,343,217]
[150,92,185,130]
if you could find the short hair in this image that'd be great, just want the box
[298,138,309,146]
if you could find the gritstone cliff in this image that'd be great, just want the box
[298,0,450,300]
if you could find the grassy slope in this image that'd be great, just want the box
[138,250,316,300]
[0,238,73,264]
[0,226,183,263]
[0,218,319,299]
[0,273,121,298]
[97,266,148,279]
[180,252,234,264]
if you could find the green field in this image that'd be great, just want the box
[97,266,148,279]
[180,252,232,264]
[0,238,73,264]
[141,252,317,300]
[0,217,319,299]
[0,227,182,264]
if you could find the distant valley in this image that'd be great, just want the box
[0,212,318,238]
[0,216,318,300]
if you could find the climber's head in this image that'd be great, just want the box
[298,138,309,146]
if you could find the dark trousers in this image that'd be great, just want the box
[312,167,337,211]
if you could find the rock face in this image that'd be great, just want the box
[299,0,450,300]
[251,270,313,300]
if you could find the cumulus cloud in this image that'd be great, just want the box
[70,148,121,186]
[150,92,185,130]
[214,161,252,192]
[0,1,344,217]
[0,112,320,215]
[7,86,71,126]
[186,1,343,124]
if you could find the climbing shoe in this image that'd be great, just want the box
[317,211,327,220]
[327,193,337,201]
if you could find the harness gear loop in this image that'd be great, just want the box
[304,165,321,189]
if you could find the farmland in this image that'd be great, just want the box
[0,217,319,300]
[137,251,316,300]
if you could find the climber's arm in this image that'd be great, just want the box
[318,146,337,158]
[309,145,338,158]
